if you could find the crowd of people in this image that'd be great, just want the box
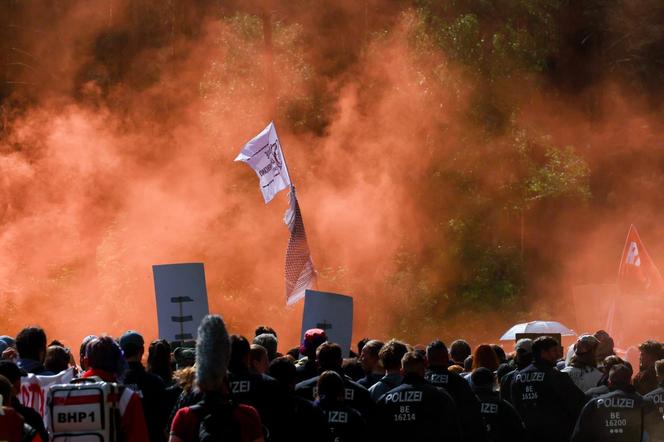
[0,318,664,442]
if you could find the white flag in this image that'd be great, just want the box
[235,122,292,204]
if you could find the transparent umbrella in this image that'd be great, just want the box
[500,321,576,341]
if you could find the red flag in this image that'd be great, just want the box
[617,225,664,295]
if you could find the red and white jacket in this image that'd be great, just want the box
[81,369,149,442]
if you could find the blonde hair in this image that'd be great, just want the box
[173,366,197,393]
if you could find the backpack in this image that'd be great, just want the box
[190,399,241,442]
[48,377,125,442]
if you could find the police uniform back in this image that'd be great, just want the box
[314,399,366,442]
[228,369,283,438]
[426,365,488,442]
[510,338,586,442]
[644,385,664,420]
[571,388,664,441]
[373,354,462,442]
[296,371,373,418]
[470,368,525,442]
[644,359,664,421]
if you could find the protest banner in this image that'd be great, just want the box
[301,290,353,356]
[153,263,210,344]
[19,367,76,425]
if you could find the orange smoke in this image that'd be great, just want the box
[0,1,663,355]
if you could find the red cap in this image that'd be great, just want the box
[300,328,327,355]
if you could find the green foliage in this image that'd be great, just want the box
[416,0,562,78]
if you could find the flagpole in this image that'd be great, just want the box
[608,226,633,339]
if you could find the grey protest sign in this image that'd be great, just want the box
[153,263,210,342]
[301,290,353,356]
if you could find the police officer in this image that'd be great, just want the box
[314,370,366,442]
[374,351,462,442]
[227,335,283,439]
[268,357,332,442]
[357,340,384,389]
[425,340,488,442]
[470,368,525,442]
[120,331,168,442]
[571,364,664,441]
[510,336,586,442]
[585,355,629,400]
[499,339,533,404]
[295,342,373,418]
[644,359,664,419]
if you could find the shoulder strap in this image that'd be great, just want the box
[110,382,127,442]
[189,403,207,417]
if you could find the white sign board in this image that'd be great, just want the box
[153,263,210,343]
[301,290,353,356]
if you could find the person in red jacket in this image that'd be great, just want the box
[0,374,41,442]
[169,315,264,442]
[82,336,149,442]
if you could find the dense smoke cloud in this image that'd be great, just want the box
[1,0,663,351]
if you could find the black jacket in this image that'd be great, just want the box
[425,366,488,442]
[295,371,373,418]
[11,397,49,442]
[510,361,586,442]
[123,361,167,442]
[473,387,525,442]
[372,373,462,442]
[268,388,332,442]
[644,384,664,419]
[571,387,664,442]
[295,358,318,383]
[357,373,383,389]
[228,368,284,438]
[585,384,609,400]
[499,369,517,404]
[314,399,366,442]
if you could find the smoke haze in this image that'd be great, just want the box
[1,1,663,352]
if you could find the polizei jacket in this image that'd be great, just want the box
[510,361,586,442]
[373,373,462,442]
[571,387,664,442]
